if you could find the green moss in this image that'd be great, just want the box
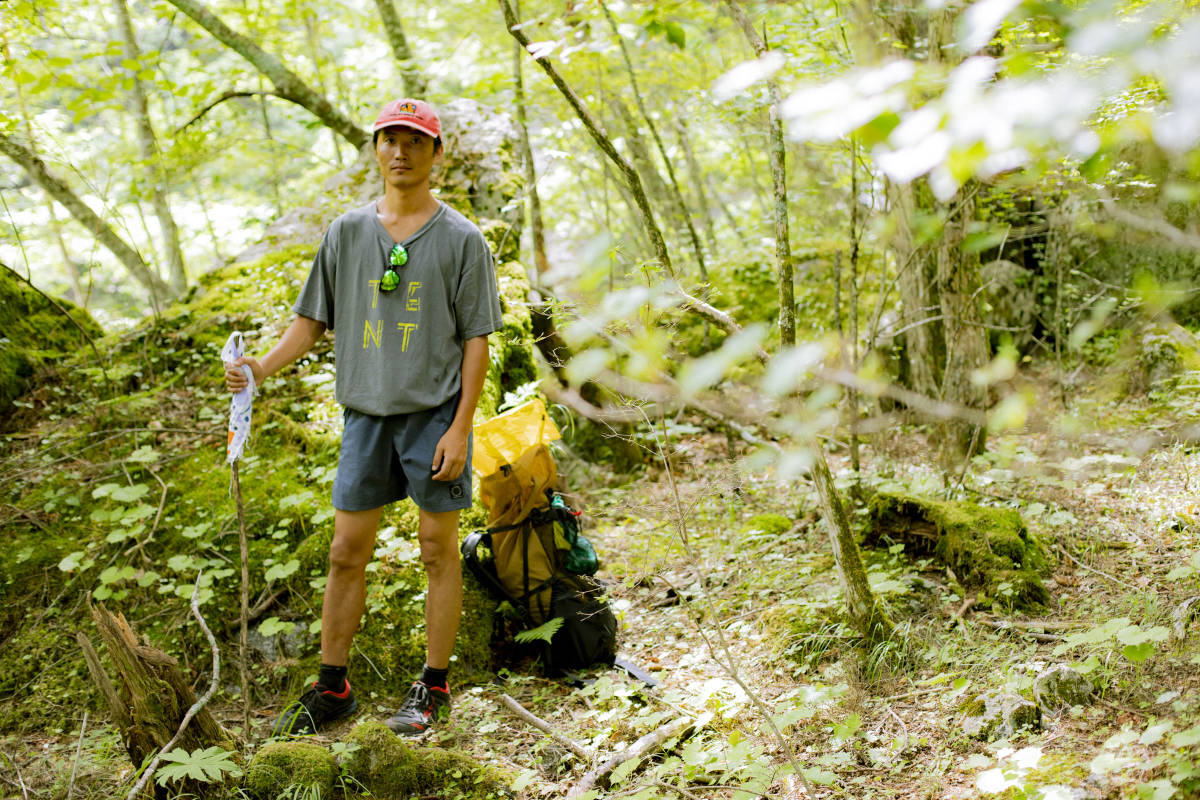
[868,492,1049,608]
[343,720,511,799]
[476,258,536,422]
[0,266,102,412]
[741,513,793,537]
[245,740,337,799]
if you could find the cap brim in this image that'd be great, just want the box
[372,120,439,138]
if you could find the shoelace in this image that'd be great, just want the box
[398,682,432,717]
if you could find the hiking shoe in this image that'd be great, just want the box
[385,681,451,735]
[270,679,357,737]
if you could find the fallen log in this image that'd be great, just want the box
[568,716,696,799]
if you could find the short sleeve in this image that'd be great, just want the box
[454,230,503,340]
[293,222,339,330]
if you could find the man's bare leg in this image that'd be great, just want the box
[417,508,462,670]
[321,507,383,665]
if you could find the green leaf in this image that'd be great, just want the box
[1135,779,1177,800]
[258,616,296,637]
[1170,724,1200,748]
[607,756,641,786]
[511,769,538,792]
[514,617,564,644]
[1122,642,1155,663]
[264,559,300,583]
[126,445,160,464]
[664,22,686,49]
[182,522,212,539]
[58,551,84,572]
[110,484,150,503]
[155,746,242,786]
[802,767,838,786]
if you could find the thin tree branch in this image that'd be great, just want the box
[164,0,368,149]
[124,574,221,800]
[498,0,673,276]
[500,694,594,762]
[569,717,695,799]
[174,89,280,134]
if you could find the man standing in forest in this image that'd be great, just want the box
[224,98,502,737]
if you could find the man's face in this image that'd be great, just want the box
[375,126,441,189]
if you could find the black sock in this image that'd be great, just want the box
[420,664,449,690]
[318,664,348,693]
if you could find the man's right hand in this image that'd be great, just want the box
[224,357,264,393]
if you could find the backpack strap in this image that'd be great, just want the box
[460,531,513,605]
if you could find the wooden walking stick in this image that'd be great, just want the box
[232,461,251,737]
[222,331,256,738]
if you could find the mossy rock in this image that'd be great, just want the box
[0,265,102,416]
[343,720,512,799]
[867,492,1050,608]
[244,740,337,798]
[741,513,793,537]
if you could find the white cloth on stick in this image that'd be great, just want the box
[221,332,256,464]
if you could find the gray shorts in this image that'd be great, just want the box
[332,396,473,513]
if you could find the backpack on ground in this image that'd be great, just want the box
[462,490,617,676]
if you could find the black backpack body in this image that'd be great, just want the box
[462,494,617,676]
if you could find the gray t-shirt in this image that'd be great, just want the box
[293,200,503,416]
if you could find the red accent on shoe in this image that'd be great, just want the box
[316,677,353,699]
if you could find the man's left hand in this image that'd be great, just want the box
[432,427,468,481]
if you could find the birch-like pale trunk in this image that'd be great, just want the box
[721,0,793,347]
[113,0,187,295]
[600,0,709,284]
[371,0,429,97]
[0,131,169,310]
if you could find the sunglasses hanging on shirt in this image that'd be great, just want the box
[381,243,407,292]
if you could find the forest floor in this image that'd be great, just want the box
[3,364,1199,800]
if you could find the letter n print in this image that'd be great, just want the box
[363,319,383,349]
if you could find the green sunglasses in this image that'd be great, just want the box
[381,243,408,292]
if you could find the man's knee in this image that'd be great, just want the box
[417,510,461,572]
[328,536,373,573]
[328,508,382,572]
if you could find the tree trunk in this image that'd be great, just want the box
[722,0,793,346]
[302,11,345,167]
[511,19,574,391]
[6,36,87,304]
[371,0,429,97]
[674,120,719,254]
[935,188,989,460]
[891,180,944,397]
[498,0,673,278]
[77,604,230,798]
[0,130,170,310]
[600,0,708,284]
[113,0,188,295]
[848,141,862,474]
[165,0,368,150]
[809,444,893,642]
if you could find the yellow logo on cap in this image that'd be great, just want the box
[398,101,418,114]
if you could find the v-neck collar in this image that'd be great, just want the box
[371,199,445,247]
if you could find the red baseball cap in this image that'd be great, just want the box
[372,98,441,138]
